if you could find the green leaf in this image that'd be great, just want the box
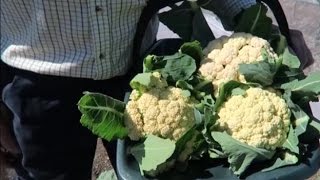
[262,152,298,172]
[143,55,168,73]
[299,118,320,144]
[176,80,194,91]
[161,54,197,83]
[269,34,288,55]
[181,90,191,98]
[214,81,248,111]
[143,55,157,72]
[192,76,215,99]
[281,71,320,94]
[273,66,306,86]
[202,95,215,108]
[130,135,176,173]
[211,132,275,176]
[143,53,197,84]
[231,87,246,96]
[179,41,203,65]
[174,126,197,158]
[208,148,225,159]
[282,125,299,154]
[202,107,219,149]
[129,73,153,93]
[294,113,309,137]
[238,61,276,86]
[78,92,128,141]
[193,108,203,125]
[159,1,215,47]
[234,3,272,39]
[97,169,118,180]
[204,107,216,124]
[282,48,301,69]
[190,133,208,159]
[283,91,310,136]
[176,76,214,102]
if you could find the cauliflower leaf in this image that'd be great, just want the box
[231,87,246,96]
[269,34,301,68]
[97,169,118,180]
[283,91,310,137]
[282,48,301,69]
[281,71,320,95]
[174,127,197,157]
[143,53,197,84]
[161,54,197,83]
[234,3,272,40]
[282,125,299,154]
[130,135,176,174]
[299,118,320,144]
[281,71,320,109]
[214,81,248,111]
[239,61,276,86]
[262,151,298,172]
[78,92,128,141]
[158,1,215,47]
[211,132,275,176]
[177,76,214,101]
[269,34,287,55]
[180,41,203,65]
[130,73,154,94]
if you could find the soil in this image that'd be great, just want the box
[92,139,112,180]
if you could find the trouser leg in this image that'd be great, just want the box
[2,66,130,180]
[2,75,97,180]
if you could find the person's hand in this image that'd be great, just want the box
[0,102,20,166]
[289,29,314,69]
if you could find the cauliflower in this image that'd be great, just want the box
[124,72,199,176]
[199,33,278,92]
[124,72,196,140]
[216,87,291,150]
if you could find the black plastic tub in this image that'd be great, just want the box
[116,139,320,180]
[115,94,320,180]
[115,36,320,180]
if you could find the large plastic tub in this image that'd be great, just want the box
[116,139,320,180]
[116,95,320,180]
[115,38,320,180]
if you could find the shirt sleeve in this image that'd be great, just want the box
[201,0,257,29]
[219,0,256,18]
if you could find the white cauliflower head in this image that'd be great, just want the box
[216,87,291,150]
[199,33,278,92]
[124,72,196,141]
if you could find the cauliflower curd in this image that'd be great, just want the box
[199,33,278,91]
[124,72,196,141]
[217,87,291,150]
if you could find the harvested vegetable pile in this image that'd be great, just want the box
[78,3,320,179]
[78,42,214,177]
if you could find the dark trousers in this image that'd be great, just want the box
[1,64,129,180]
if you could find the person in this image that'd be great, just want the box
[1,0,307,180]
